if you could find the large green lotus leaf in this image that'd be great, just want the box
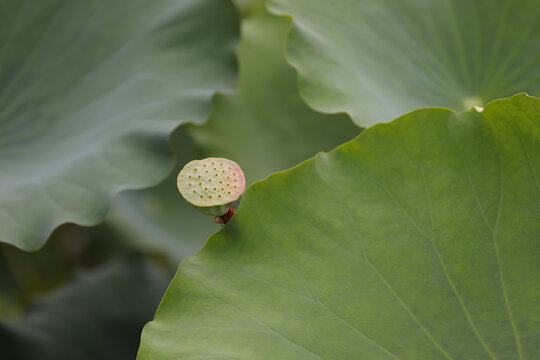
[0,257,169,360]
[138,94,540,359]
[268,0,540,126]
[107,10,358,262]
[0,0,239,251]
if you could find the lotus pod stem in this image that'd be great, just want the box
[177,158,246,221]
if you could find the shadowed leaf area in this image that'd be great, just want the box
[0,257,169,360]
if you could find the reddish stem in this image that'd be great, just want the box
[213,205,235,226]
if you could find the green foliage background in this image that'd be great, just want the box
[0,0,538,359]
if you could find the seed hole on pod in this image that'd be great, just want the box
[214,168,216,170]
[228,167,231,169]
[234,179,237,182]
[209,196,212,199]
[209,179,212,182]
[220,163,223,166]
[221,188,224,190]
[198,183,201,186]
[193,190,196,193]
[203,164,206,167]
[213,188,216,190]
[219,181,222,184]
[194,168,198,172]
[228,191,231,194]
[218,195,221,198]
[204,187,207,190]
[200,196,203,198]
[211,162,215,165]
[215,174,218,177]
[205,170,208,173]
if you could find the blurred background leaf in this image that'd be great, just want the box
[0,0,239,251]
[106,9,359,264]
[234,0,266,18]
[0,256,169,360]
[269,0,540,126]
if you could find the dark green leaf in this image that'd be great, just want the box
[0,0,239,250]
[1,257,168,360]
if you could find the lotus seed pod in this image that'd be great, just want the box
[177,158,246,217]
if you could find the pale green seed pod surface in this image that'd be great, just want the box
[177,158,245,216]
